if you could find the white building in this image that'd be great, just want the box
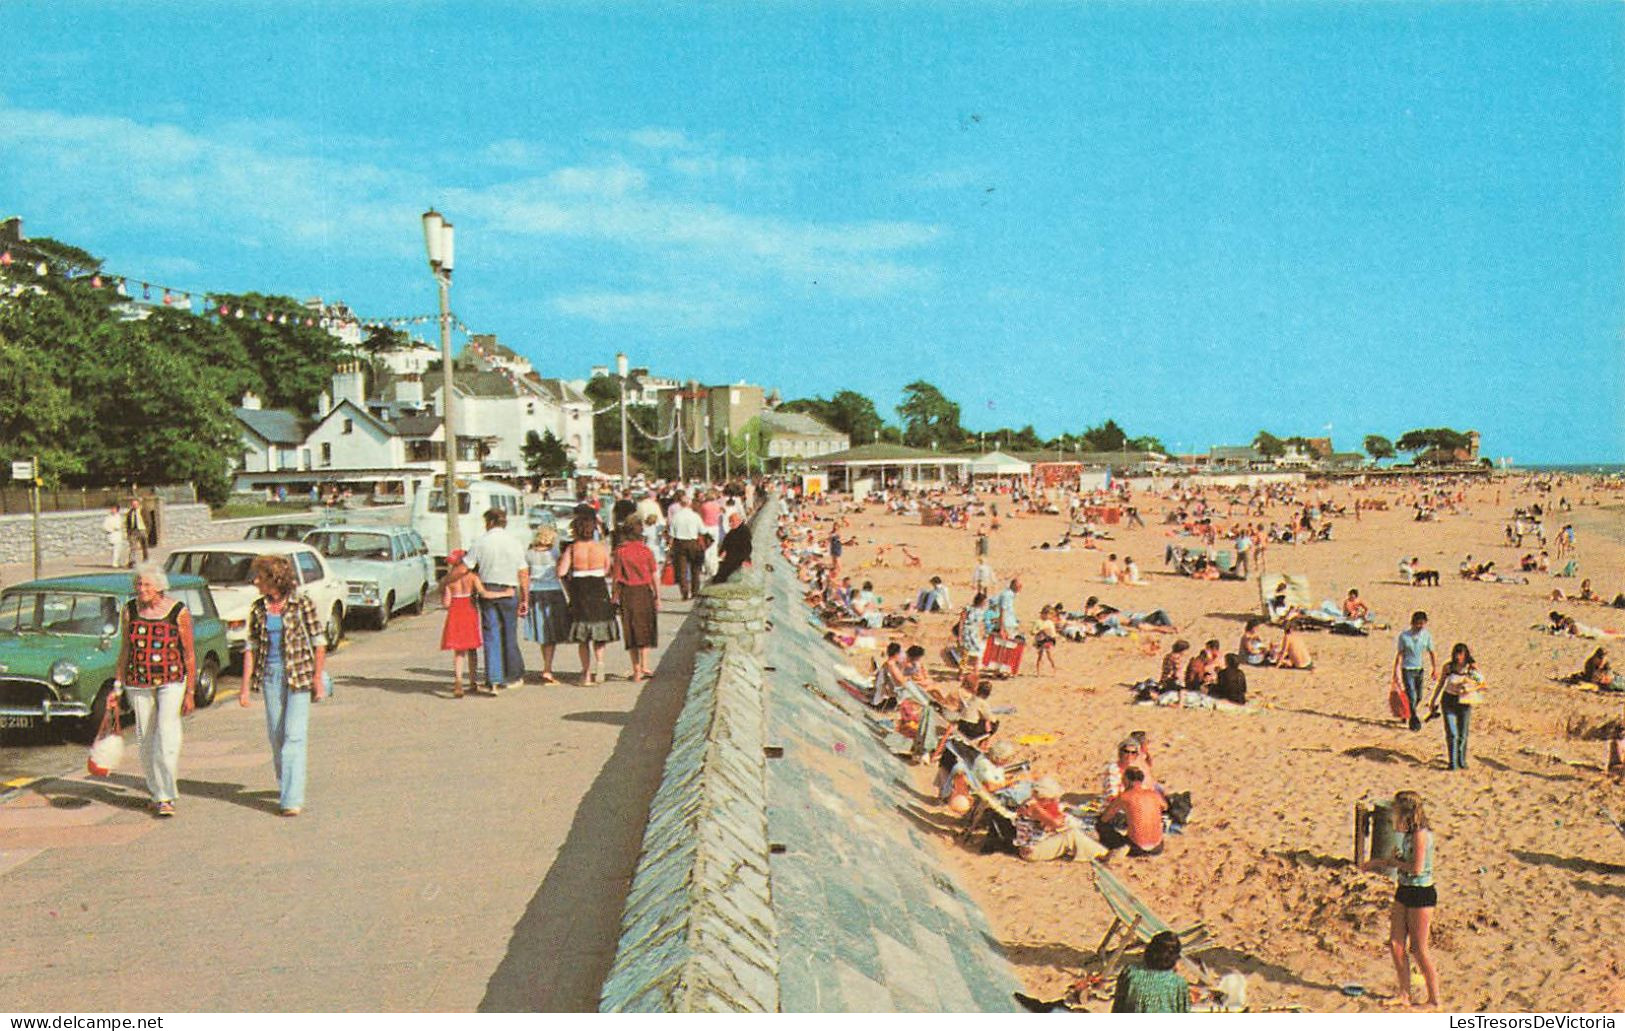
[428,364,595,477]
[761,409,849,461]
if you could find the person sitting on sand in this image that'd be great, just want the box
[1016,777,1107,863]
[850,580,884,628]
[1111,931,1190,1013]
[1160,641,1190,694]
[1099,553,1121,584]
[956,593,989,672]
[1103,737,1158,801]
[870,642,907,708]
[1607,720,1624,780]
[1212,653,1248,704]
[1239,619,1269,666]
[1579,647,1613,688]
[1274,625,1314,669]
[1097,766,1167,858]
[1343,589,1370,622]
[1118,556,1146,586]
[912,575,950,613]
[1185,639,1222,691]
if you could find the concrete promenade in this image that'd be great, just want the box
[0,553,699,1011]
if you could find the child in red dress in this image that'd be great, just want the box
[440,549,486,697]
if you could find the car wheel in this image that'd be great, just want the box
[374,594,393,630]
[77,682,118,745]
[408,583,428,615]
[193,656,220,709]
[326,605,344,651]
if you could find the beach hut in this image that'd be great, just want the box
[968,450,1033,479]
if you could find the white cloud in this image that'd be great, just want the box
[552,288,754,331]
[548,160,648,196]
[478,138,548,168]
[625,127,696,151]
[669,153,755,182]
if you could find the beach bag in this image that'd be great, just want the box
[1452,670,1486,706]
[1388,683,1412,721]
[87,695,124,777]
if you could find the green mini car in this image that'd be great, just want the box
[0,573,231,742]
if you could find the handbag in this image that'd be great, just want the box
[1388,683,1412,721]
[1453,670,1486,705]
[87,693,125,777]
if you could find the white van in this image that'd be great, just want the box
[410,477,529,565]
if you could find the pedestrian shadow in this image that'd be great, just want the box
[561,710,633,727]
[27,777,152,813]
[1275,704,1396,730]
[336,673,454,698]
[1341,744,1432,769]
[1197,946,1343,994]
[1573,878,1625,899]
[1509,849,1625,877]
[477,613,701,1012]
[1476,755,1582,783]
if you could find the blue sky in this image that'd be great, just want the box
[4,1,1620,461]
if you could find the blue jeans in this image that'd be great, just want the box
[262,661,309,811]
[1442,696,1471,769]
[479,594,524,687]
[1402,668,1426,729]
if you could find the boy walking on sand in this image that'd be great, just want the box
[1394,611,1437,732]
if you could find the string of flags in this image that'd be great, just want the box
[0,240,464,336]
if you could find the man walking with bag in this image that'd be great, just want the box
[123,498,148,567]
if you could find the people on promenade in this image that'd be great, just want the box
[714,511,753,584]
[102,505,125,567]
[1394,612,1437,732]
[465,507,528,692]
[1426,643,1484,770]
[699,490,724,578]
[667,492,706,600]
[611,517,660,682]
[440,549,486,696]
[123,497,148,566]
[114,563,196,817]
[239,554,326,817]
[522,527,571,686]
[1112,931,1190,1013]
[559,512,620,684]
[1362,790,1442,1009]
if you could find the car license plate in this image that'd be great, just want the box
[0,715,35,730]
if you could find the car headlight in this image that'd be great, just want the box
[49,659,79,687]
[350,581,381,602]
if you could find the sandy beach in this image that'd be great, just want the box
[808,476,1625,1012]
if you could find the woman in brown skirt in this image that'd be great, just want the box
[611,517,661,681]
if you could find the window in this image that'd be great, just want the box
[167,552,257,586]
[342,418,354,435]
[294,551,324,584]
[320,443,332,467]
[427,490,472,514]
[526,402,535,415]
[171,587,218,622]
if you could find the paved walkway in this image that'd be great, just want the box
[0,572,699,1011]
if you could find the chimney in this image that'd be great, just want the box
[393,372,424,406]
[331,361,366,410]
[240,391,262,411]
[317,391,332,418]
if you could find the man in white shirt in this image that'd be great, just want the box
[464,507,530,690]
[666,492,706,600]
[102,505,126,568]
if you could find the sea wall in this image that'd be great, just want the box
[600,497,1020,1013]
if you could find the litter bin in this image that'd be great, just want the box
[1355,797,1398,866]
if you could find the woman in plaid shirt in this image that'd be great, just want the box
[238,554,327,816]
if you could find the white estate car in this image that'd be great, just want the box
[163,541,348,657]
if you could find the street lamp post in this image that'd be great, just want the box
[422,209,459,554]
[616,352,630,490]
[703,410,712,485]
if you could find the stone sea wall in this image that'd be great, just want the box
[0,504,216,567]
[600,497,1020,1013]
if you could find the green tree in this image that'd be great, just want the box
[361,325,410,354]
[213,292,349,414]
[1396,427,1471,457]
[897,381,962,449]
[1080,419,1128,452]
[1252,430,1286,458]
[521,429,572,478]
[1363,434,1396,461]
[781,389,889,443]
[1128,434,1166,454]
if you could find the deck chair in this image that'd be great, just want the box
[1214,550,1234,573]
[943,738,1019,843]
[1089,859,1214,979]
[1260,573,1311,625]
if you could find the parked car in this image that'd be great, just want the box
[527,500,582,535]
[0,573,232,742]
[243,520,320,542]
[302,525,433,629]
[163,541,347,658]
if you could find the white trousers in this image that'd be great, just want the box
[124,682,184,803]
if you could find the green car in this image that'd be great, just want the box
[0,573,231,743]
